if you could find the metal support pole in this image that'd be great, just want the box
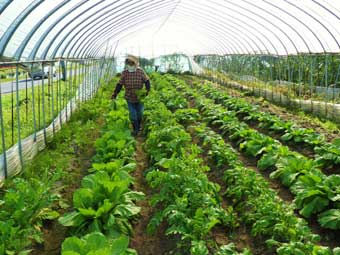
[324,54,329,117]
[15,64,23,168]
[65,60,68,121]
[30,63,37,141]
[58,60,62,128]
[41,62,47,144]
[69,61,73,118]
[51,64,55,134]
[310,56,315,113]
[0,77,8,178]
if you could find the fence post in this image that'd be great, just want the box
[41,62,47,144]
[0,76,8,178]
[324,54,328,118]
[51,63,55,135]
[30,63,38,141]
[310,56,315,113]
[58,60,63,128]
[15,64,24,168]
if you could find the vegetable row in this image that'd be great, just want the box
[58,97,144,255]
[156,73,340,254]
[192,77,340,173]
[142,74,251,254]
[165,74,340,231]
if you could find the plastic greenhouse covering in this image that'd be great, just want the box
[1,0,340,60]
[3,1,340,254]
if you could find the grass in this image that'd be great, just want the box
[0,72,87,153]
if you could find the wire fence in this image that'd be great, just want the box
[196,54,340,123]
[0,58,116,184]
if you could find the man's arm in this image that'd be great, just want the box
[112,72,125,99]
[112,83,123,99]
[145,79,150,93]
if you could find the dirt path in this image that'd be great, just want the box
[130,136,176,255]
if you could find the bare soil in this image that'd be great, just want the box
[130,136,178,255]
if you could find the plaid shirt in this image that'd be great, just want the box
[115,68,149,103]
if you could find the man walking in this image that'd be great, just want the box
[111,55,150,136]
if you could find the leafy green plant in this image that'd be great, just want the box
[0,174,61,254]
[273,240,333,255]
[315,138,340,168]
[239,133,278,157]
[59,171,144,236]
[174,108,200,123]
[318,209,340,230]
[135,88,148,103]
[257,145,292,170]
[215,243,252,255]
[93,127,135,163]
[281,127,324,146]
[61,232,136,255]
[270,156,318,187]
[291,172,330,218]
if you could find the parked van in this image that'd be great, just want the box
[29,64,56,79]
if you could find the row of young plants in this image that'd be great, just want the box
[140,73,252,255]
[165,74,340,231]
[189,78,340,172]
[0,80,114,254]
[159,74,340,254]
[57,96,144,254]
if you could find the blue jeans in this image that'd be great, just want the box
[127,101,144,132]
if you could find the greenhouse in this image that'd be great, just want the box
[0,0,340,254]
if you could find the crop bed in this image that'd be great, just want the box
[1,74,339,255]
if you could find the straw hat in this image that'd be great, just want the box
[126,55,139,66]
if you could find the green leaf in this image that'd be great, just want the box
[111,235,129,255]
[299,196,329,218]
[78,208,97,217]
[115,203,141,217]
[73,188,95,209]
[58,211,85,227]
[258,153,276,170]
[83,232,108,251]
[318,209,340,230]
[123,191,145,202]
[61,236,84,254]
